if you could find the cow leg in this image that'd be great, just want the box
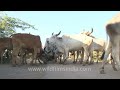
[53,53,57,63]
[96,51,100,64]
[100,42,111,74]
[75,51,79,63]
[62,55,67,64]
[111,55,117,71]
[18,48,26,66]
[112,43,120,70]
[59,55,62,64]
[87,53,90,65]
[80,49,84,64]
[11,54,16,67]
[25,57,27,64]
[73,51,76,63]
[82,48,89,66]
[30,48,37,65]
[37,56,45,64]
[35,49,39,65]
[21,51,26,65]
[37,54,44,64]
[12,48,21,67]
[89,52,94,64]
[21,55,24,65]
[0,52,4,64]
[18,54,23,66]
[38,54,47,64]
[37,57,42,64]
[23,54,27,65]
[30,53,34,65]
[96,51,99,64]
[100,52,111,74]
[7,50,12,64]
[62,51,69,65]
[88,53,93,65]
[55,58,57,63]
[1,51,7,64]
[30,50,35,65]
[34,56,37,65]
[53,57,57,63]
[74,51,77,63]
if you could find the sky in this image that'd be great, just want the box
[5,11,119,47]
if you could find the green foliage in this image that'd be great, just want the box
[0,12,37,37]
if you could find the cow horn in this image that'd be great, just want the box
[87,28,93,35]
[90,28,93,34]
[52,32,54,35]
[56,31,61,36]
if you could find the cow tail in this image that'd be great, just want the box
[100,50,105,60]
[100,42,106,60]
[100,30,109,60]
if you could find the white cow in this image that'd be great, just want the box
[100,13,120,74]
[80,28,106,64]
[44,31,93,65]
[88,38,106,64]
[70,29,94,64]
[44,38,64,63]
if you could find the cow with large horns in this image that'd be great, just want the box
[81,28,93,36]
[71,28,94,64]
[44,31,93,65]
[80,28,106,64]
[44,33,64,63]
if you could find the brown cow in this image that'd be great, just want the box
[0,38,12,64]
[11,33,42,66]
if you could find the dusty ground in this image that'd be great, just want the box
[0,60,120,79]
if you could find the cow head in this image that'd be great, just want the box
[44,31,62,61]
[44,39,55,60]
[81,28,95,39]
[45,31,62,51]
[43,46,56,62]
[44,38,51,54]
[81,28,93,36]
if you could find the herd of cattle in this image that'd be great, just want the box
[44,29,107,64]
[0,13,120,74]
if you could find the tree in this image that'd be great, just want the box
[0,12,37,37]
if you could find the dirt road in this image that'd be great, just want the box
[0,61,120,79]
